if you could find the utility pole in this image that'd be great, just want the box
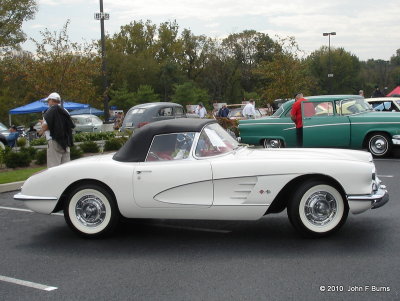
[95,0,110,119]
[323,32,336,94]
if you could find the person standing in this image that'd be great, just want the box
[39,92,75,168]
[217,104,230,117]
[359,90,364,97]
[242,99,256,119]
[371,86,384,98]
[6,125,19,147]
[290,93,314,147]
[195,103,207,118]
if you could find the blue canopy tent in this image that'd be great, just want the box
[70,107,104,116]
[8,98,90,124]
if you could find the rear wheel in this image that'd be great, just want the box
[263,138,283,148]
[367,133,391,157]
[64,184,119,238]
[287,181,348,238]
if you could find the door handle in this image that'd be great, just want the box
[136,170,152,174]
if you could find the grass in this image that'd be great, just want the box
[0,167,46,184]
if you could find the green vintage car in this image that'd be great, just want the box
[239,95,400,157]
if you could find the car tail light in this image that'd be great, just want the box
[138,122,149,128]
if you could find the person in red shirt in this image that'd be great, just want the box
[290,93,314,147]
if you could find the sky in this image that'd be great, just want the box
[21,0,400,61]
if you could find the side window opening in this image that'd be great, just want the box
[146,133,195,162]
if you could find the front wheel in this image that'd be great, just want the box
[64,184,120,238]
[287,181,348,238]
[367,133,392,157]
[263,138,283,148]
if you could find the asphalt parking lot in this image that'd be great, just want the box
[0,158,399,301]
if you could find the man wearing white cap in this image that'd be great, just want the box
[39,92,75,168]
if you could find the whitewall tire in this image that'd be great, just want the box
[64,184,119,237]
[287,181,348,238]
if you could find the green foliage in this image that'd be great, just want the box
[73,131,115,142]
[4,151,31,168]
[306,46,361,95]
[0,0,38,50]
[19,146,37,160]
[17,137,27,147]
[172,81,209,106]
[0,167,45,184]
[30,137,46,146]
[35,149,46,165]
[78,141,100,153]
[255,36,314,100]
[0,147,12,167]
[70,145,83,160]
[104,138,124,151]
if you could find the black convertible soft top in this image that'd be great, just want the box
[113,118,217,162]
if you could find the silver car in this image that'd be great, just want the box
[120,102,186,132]
[71,114,104,133]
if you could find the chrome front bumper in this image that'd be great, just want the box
[347,184,389,213]
[392,135,400,145]
[13,193,59,214]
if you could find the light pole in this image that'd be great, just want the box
[323,32,336,94]
[95,0,110,119]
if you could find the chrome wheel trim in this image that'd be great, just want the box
[369,135,388,155]
[68,189,112,234]
[75,195,106,227]
[299,185,344,233]
[263,139,281,148]
[304,191,337,226]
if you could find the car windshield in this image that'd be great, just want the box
[195,123,239,157]
[337,98,371,115]
[0,122,8,131]
[124,108,146,123]
[272,106,285,117]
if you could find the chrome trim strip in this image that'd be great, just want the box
[239,123,293,127]
[13,193,58,201]
[351,121,400,125]
[303,123,349,129]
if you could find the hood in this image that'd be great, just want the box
[235,147,372,163]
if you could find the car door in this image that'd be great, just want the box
[303,100,351,147]
[133,133,213,208]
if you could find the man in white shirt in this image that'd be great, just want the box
[242,99,256,119]
[195,103,207,118]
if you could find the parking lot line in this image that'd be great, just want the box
[0,275,57,291]
[378,175,394,178]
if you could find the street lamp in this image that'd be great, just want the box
[323,32,336,94]
[95,0,110,120]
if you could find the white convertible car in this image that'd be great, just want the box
[14,119,388,238]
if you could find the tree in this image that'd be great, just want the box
[0,0,37,50]
[255,36,313,101]
[172,82,209,107]
[307,46,361,95]
[25,20,101,106]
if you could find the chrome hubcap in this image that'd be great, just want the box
[75,195,106,227]
[265,139,281,148]
[304,191,337,226]
[370,137,387,154]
